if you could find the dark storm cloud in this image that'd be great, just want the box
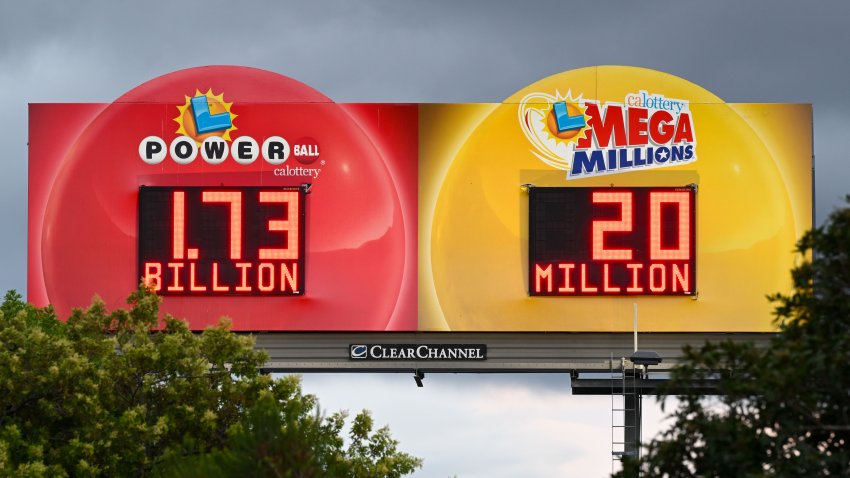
[5,1,848,102]
[2,0,848,292]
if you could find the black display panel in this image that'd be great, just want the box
[529,186,696,296]
[138,186,306,295]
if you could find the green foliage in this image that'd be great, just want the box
[616,197,850,477]
[163,393,421,478]
[0,286,421,477]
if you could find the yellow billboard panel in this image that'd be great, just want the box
[419,66,811,332]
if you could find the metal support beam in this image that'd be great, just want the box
[571,376,721,395]
[252,332,772,373]
[624,390,641,459]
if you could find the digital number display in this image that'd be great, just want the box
[529,187,696,296]
[138,186,306,295]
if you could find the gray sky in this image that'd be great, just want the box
[2,1,848,476]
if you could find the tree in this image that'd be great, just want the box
[615,197,850,477]
[0,286,421,477]
[163,397,421,478]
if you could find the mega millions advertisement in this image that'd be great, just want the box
[28,66,811,332]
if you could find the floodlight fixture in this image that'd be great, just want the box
[630,350,662,367]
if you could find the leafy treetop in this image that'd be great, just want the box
[615,196,850,477]
[0,286,422,477]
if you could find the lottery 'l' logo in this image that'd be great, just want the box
[552,101,585,132]
[191,95,233,134]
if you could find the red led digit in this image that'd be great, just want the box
[535,264,553,293]
[281,264,298,292]
[189,263,207,292]
[144,262,162,291]
[591,191,633,261]
[172,191,185,260]
[201,191,243,260]
[558,263,575,292]
[257,263,275,292]
[211,262,230,292]
[258,191,300,260]
[167,263,185,291]
[235,262,251,292]
[649,191,690,260]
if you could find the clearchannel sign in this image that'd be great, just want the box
[349,344,487,361]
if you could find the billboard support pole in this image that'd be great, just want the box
[633,303,638,353]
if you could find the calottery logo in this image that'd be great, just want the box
[518,90,697,179]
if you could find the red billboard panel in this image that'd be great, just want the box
[28,66,418,331]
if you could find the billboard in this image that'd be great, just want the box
[29,66,811,332]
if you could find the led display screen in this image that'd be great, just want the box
[529,187,696,296]
[138,186,306,296]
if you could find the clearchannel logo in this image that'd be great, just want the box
[348,344,487,361]
[138,89,321,176]
[350,345,369,359]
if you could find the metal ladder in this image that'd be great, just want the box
[611,355,639,468]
